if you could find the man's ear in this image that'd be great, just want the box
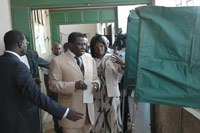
[68,42,72,48]
[18,42,22,48]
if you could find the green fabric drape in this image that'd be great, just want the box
[124,10,139,94]
[134,6,200,108]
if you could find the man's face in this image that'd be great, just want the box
[52,43,61,56]
[20,36,28,56]
[84,37,89,52]
[69,37,86,57]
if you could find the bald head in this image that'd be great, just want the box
[52,42,61,56]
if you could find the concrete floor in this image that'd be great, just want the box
[42,113,132,133]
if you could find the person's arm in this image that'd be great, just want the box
[30,50,50,69]
[44,74,53,97]
[92,58,100,91]
[110,55,125,74]
[14,62,83,121]
[38,56,50,69]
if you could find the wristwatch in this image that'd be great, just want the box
[93,83,98,91]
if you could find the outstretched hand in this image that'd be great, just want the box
[110,55,124,66]
[66,109,83,122]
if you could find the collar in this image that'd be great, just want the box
[68,49,83,63]
[68,49,76,58]
[5,50,22,61]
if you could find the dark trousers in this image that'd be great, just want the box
[49,92,62,132]
[119,76,129,132]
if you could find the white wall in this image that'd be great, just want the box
[117,5,145,34]
[155,0,176,7]
[0,0,12,55]
[60,24,97,44]
[96,23,104,35]
[155,0,200,6]
[117,1,200,34]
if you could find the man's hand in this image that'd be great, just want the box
[34,77,41,85]
[66,109,83,122]
[75,80,87,90]
[91,82,99,94]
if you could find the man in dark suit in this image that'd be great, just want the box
[26,50,50,78]
[0,30,83,133]
[21,50,50,133]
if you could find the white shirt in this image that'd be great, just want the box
[68,49,83,64]
[21,55,30,69]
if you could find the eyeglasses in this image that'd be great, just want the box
[25,41,29,45]
[18,41,29,46]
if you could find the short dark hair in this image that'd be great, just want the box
[68,32,84,44]
[63,42,68,48]
[4,30,24,50]
[63,42,68,52]
[90,35,108,58]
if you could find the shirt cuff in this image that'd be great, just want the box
[62,108,69,118]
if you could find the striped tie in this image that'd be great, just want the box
[74,56,84,73]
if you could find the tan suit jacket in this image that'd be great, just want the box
[48,51,99,128]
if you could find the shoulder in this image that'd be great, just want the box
[1,53,22,65]
[104,53,112,60]
[15,61,30,73]
[83,53,92,58]
[26,50,39,60]
[51,53,66,63]
[27,50,38,56]
[83,53,94,61]
[47,54,55,62]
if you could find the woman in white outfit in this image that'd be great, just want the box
[90,35,125,133]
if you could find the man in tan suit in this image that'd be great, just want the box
[49,32,99,133]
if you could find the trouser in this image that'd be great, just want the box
[50,92,61,131]
[63,111,91,133]
[63,104,91,133]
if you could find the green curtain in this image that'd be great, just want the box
[124,10,139,94]
[134,6,200,108]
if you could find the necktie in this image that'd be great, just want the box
[74,56,84,73]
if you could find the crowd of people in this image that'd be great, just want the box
[0,30,128,133]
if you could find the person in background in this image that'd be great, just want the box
[21,49,49,133]
[63,42,68,53]
[117,41,128,133]
[83,34,90,53]
[0,30,83,133]
[48,32,100,133]
[90,35,125,133]
[43,42,63,133]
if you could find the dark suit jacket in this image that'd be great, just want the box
[25,50,50,133]
[26,50,49,78]
[0,52,66,133]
